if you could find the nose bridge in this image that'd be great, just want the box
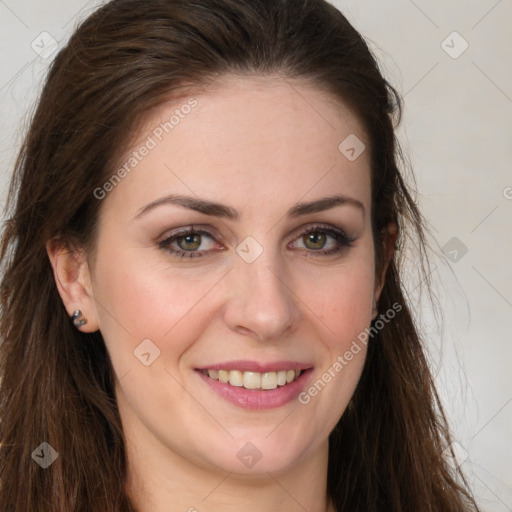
[245,251,286,304]
[224,240,300,341]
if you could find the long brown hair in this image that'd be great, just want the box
[0,0,481,510]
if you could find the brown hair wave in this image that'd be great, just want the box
[0,0,481,510]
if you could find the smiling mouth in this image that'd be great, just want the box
[200,369,304,391]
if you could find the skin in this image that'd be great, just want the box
[48,75,395,512]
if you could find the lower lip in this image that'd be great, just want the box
[196,369,313,410]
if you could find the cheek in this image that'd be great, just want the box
[295,267,373,434]
[294,250,375,416]
[311,266,373,381]
[90,242,223,373]
[317,275,373,337]
[304,257,376,348]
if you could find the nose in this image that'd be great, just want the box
[223,247,302,343]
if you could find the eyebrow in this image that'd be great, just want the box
[134,193,365,220]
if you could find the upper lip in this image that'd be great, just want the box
[196,360,313,373]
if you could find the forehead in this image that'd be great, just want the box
[105,75,371,218]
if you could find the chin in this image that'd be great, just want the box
[192,429,319,476]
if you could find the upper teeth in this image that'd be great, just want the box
[206,369,301,390]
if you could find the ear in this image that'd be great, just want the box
[372,222,398,320]
[46,238,99,332]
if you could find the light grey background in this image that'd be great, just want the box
[1,1,511,510]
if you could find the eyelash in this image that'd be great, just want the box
[157,224,355,260]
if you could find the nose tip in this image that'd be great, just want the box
[223,256,301,343]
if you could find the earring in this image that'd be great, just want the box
[71,309,87,328]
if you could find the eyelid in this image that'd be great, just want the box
[288,224,355,251]
[157,222,351,242]
[156,222,355,259]
[156,224,222,244]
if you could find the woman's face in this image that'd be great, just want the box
[87,76,380,475]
